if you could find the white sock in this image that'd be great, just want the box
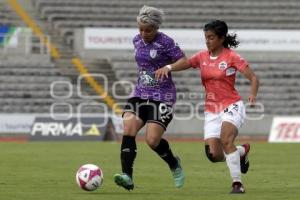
[225,150,242,183]
[236,145,245,156]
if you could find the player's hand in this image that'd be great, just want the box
[248,95,256,107]
[155,66,170,80]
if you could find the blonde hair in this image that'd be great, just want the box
[136,5,164,28]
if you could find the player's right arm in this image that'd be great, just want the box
[167,57,191,72]
[154,57,191,80]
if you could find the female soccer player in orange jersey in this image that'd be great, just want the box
[155,20,259,194]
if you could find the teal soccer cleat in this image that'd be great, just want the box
[114,173,134,190]
[171,156,185,188]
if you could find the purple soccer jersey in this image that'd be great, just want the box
[132,32,185,105]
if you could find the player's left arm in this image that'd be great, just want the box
[241,66,259,106]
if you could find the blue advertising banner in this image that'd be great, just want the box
[0,25,15,46]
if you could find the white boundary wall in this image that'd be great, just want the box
[0,113,274,136]
[79,28,300,52]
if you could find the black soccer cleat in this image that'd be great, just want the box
[240,143,250,174]
[230,182,245,194]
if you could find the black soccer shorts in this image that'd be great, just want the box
[122,97,173,130]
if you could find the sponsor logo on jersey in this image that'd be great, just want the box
[226,67,236,76]
[139,71,158,87]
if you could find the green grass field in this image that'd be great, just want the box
[0,141,300,200]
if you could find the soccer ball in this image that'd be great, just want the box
[76,164,103,191]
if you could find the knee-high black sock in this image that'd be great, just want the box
[152,138,178,170]
[120,135,137,178]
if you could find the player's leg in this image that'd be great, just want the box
[145,122,184,188]
[145,101,184,188]
[114,112,144,190]
[221,121,245,193]
[121,112,144,176]
[145,101,178,170]
[145,123,177,169]
[228,101,250,174]
[204,138,225,162]
[114,98,145,190]
[203,112,225,162]
[222,101,250,190]
[221,121,240,179]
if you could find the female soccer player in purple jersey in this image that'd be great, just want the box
[114,5,187,190]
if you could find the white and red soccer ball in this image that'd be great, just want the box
[76,164,103,191]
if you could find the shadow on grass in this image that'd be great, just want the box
[75,191,161,195]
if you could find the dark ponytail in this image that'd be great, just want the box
[204,20,240,48]
[224,33,239,48]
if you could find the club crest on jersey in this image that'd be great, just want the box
[218,61,227,70]
[150,49,157,58]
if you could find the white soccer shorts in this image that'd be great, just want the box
[204,100,246,140]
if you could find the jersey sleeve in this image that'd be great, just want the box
[164,38,185,62]
[132,34,139,48]
[231,52,249,72]
[188,52,201,68]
